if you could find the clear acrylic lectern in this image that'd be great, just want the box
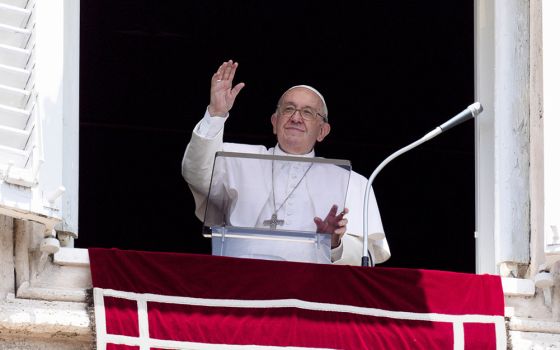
[203,151,351,264]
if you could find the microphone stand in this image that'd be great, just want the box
[361,102,483,267]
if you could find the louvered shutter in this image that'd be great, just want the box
[0,0,79,240]
[0,0,38,185]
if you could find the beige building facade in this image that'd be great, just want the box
[1,0,559,348]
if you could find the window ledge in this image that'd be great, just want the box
[53,247,89,267]
[502,277,535,297]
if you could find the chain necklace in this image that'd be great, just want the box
[263,150,313,229]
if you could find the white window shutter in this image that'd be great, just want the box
[0,0,79,239]
[0,0,37,185]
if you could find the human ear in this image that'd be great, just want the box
[271,113,278,135]
[316,122,331,142]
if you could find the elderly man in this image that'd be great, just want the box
[182,60,390,265]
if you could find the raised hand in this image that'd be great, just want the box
[314,205,349,248]
[208,60,245,117]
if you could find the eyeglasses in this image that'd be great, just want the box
[278,105,327,122]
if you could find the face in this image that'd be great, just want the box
[271,87,330,155]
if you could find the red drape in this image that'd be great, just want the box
[90,248,505,349]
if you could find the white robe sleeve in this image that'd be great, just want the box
[332,171,391,265]
[181,109,228,221]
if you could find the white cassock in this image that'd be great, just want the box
[182,110,391,266]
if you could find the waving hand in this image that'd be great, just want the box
[208,60,245,117]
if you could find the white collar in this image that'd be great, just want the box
[274,144,315,158]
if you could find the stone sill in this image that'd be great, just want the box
[13,247,92,303]
[54,246,90,266]
[509,317,560,334]
[0,293,93,342]
[501,277,535,297]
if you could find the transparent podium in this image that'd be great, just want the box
[203,151,351,264]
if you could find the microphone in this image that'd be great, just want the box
[439,102,483,131]
[361,102,483,267]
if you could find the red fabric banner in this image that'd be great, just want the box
[89,248,505,349]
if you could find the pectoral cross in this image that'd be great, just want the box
[263,213,284,230]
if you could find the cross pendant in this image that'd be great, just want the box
[263,213,284,230]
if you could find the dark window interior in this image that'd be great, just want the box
[78,0,475,272]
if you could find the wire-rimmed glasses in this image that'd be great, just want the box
[277,105,327,122]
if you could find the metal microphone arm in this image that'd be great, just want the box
[361,102,483,267]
